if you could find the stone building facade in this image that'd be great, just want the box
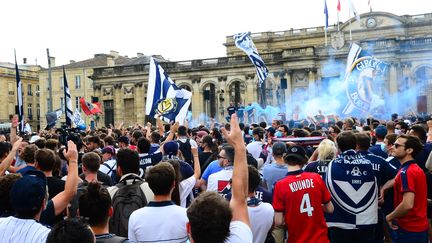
[38,51,130,129]
[93,12,432,125]
[0,62,40,130]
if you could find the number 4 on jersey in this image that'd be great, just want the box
[300,193,314,216]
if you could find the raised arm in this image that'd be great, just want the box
[52,140,79,215]
[427,120,432,143]
[191,147,201,180]
[10,115,19,143]
[221,114,249,226]
[0,137,22,176]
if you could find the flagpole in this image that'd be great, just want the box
[337,11,340,31]
[325,30,328,46]
[348,3,352,42]
[47,48,53,112]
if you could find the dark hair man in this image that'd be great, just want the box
[107,148,154,237]
[386,135,428,242]
[46,218,95,243]
[79,182,128,242]
[325,131,378,242]
[206,144,235,198]
[186,114,253,243]
[36,149,65,200]
[128,162,188,242]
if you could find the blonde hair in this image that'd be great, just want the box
[317,139,337,162]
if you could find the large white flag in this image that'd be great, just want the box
[145,57,192,124]
[72,108,85,127]
[233,32,269,86]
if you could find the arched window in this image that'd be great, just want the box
[229,81,244,106]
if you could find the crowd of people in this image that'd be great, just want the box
[0,112,431,243]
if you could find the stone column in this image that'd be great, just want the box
[113,83,123,123]
[388,62,398,94]
[191,79,201,119]
[307,68,316,97]
[245,74,256,104]
[218,76,228,121]
[134,82,145,124]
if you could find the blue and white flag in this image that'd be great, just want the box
[145,57,192,124]
[72,108,85,127]
[45,109,62,130]
[62,66,73,127]
[233,32,269,86]
[342,43,387,116]
[14,50,24,133]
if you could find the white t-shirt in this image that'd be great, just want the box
[0,216,50,243]
[128,201,188,243]
[180,176,197,208]
[225,221,253,243]
[207,168,233,197]
[246,141,263,159]
[248,203,274,243]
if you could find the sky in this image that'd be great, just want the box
[1,0,430,67]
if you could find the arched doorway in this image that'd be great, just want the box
[415,66,432,114]
[229,81,244,106]
[203,83,216,117]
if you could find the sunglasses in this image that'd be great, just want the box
[217,155,226,159]
[393,143,405,149]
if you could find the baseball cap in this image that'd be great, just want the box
[284,145,308,163]
[29,135,41,144]
[164,141,179,156]
[375,125,388,137]
[102,145,116,155]
[266,127,276,135]
[196,130,209,138]
[10,170,47,212]
[118,136,129,144]
[272,142,287,156]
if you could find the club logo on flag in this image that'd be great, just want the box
[156,98,178,115]
[343,43,387,116]
[145,57,192,124]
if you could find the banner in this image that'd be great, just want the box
[72,108,85,127]
[145,57,192,124]
[342,43,387,116]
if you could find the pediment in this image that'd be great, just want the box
[340,12,405,31]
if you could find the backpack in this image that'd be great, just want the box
[178,139,193,165]
[109,174,148,237]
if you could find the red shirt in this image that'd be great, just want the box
[273,170,331,243]
[394,160,428,232]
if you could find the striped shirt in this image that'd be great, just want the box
[0,216,50,243]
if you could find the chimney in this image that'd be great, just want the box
[137,52,144,58]
[23,58,27,64]
[110,50,119,59]
[107,56,115,67]
[49,57,56,67]
[70,60,75,64]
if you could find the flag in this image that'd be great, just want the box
[45,109,62,130]
[324,0,329,46]
[62,66,73,127]
[145,57,192,124]
[349,0,360,22]
[72,108,85,127]
[14,50,24,133]
[233,32,269,86]
[80,98,102,116]
[337,0,341,31]
[324,0,329,29]
[342,43,388,116]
